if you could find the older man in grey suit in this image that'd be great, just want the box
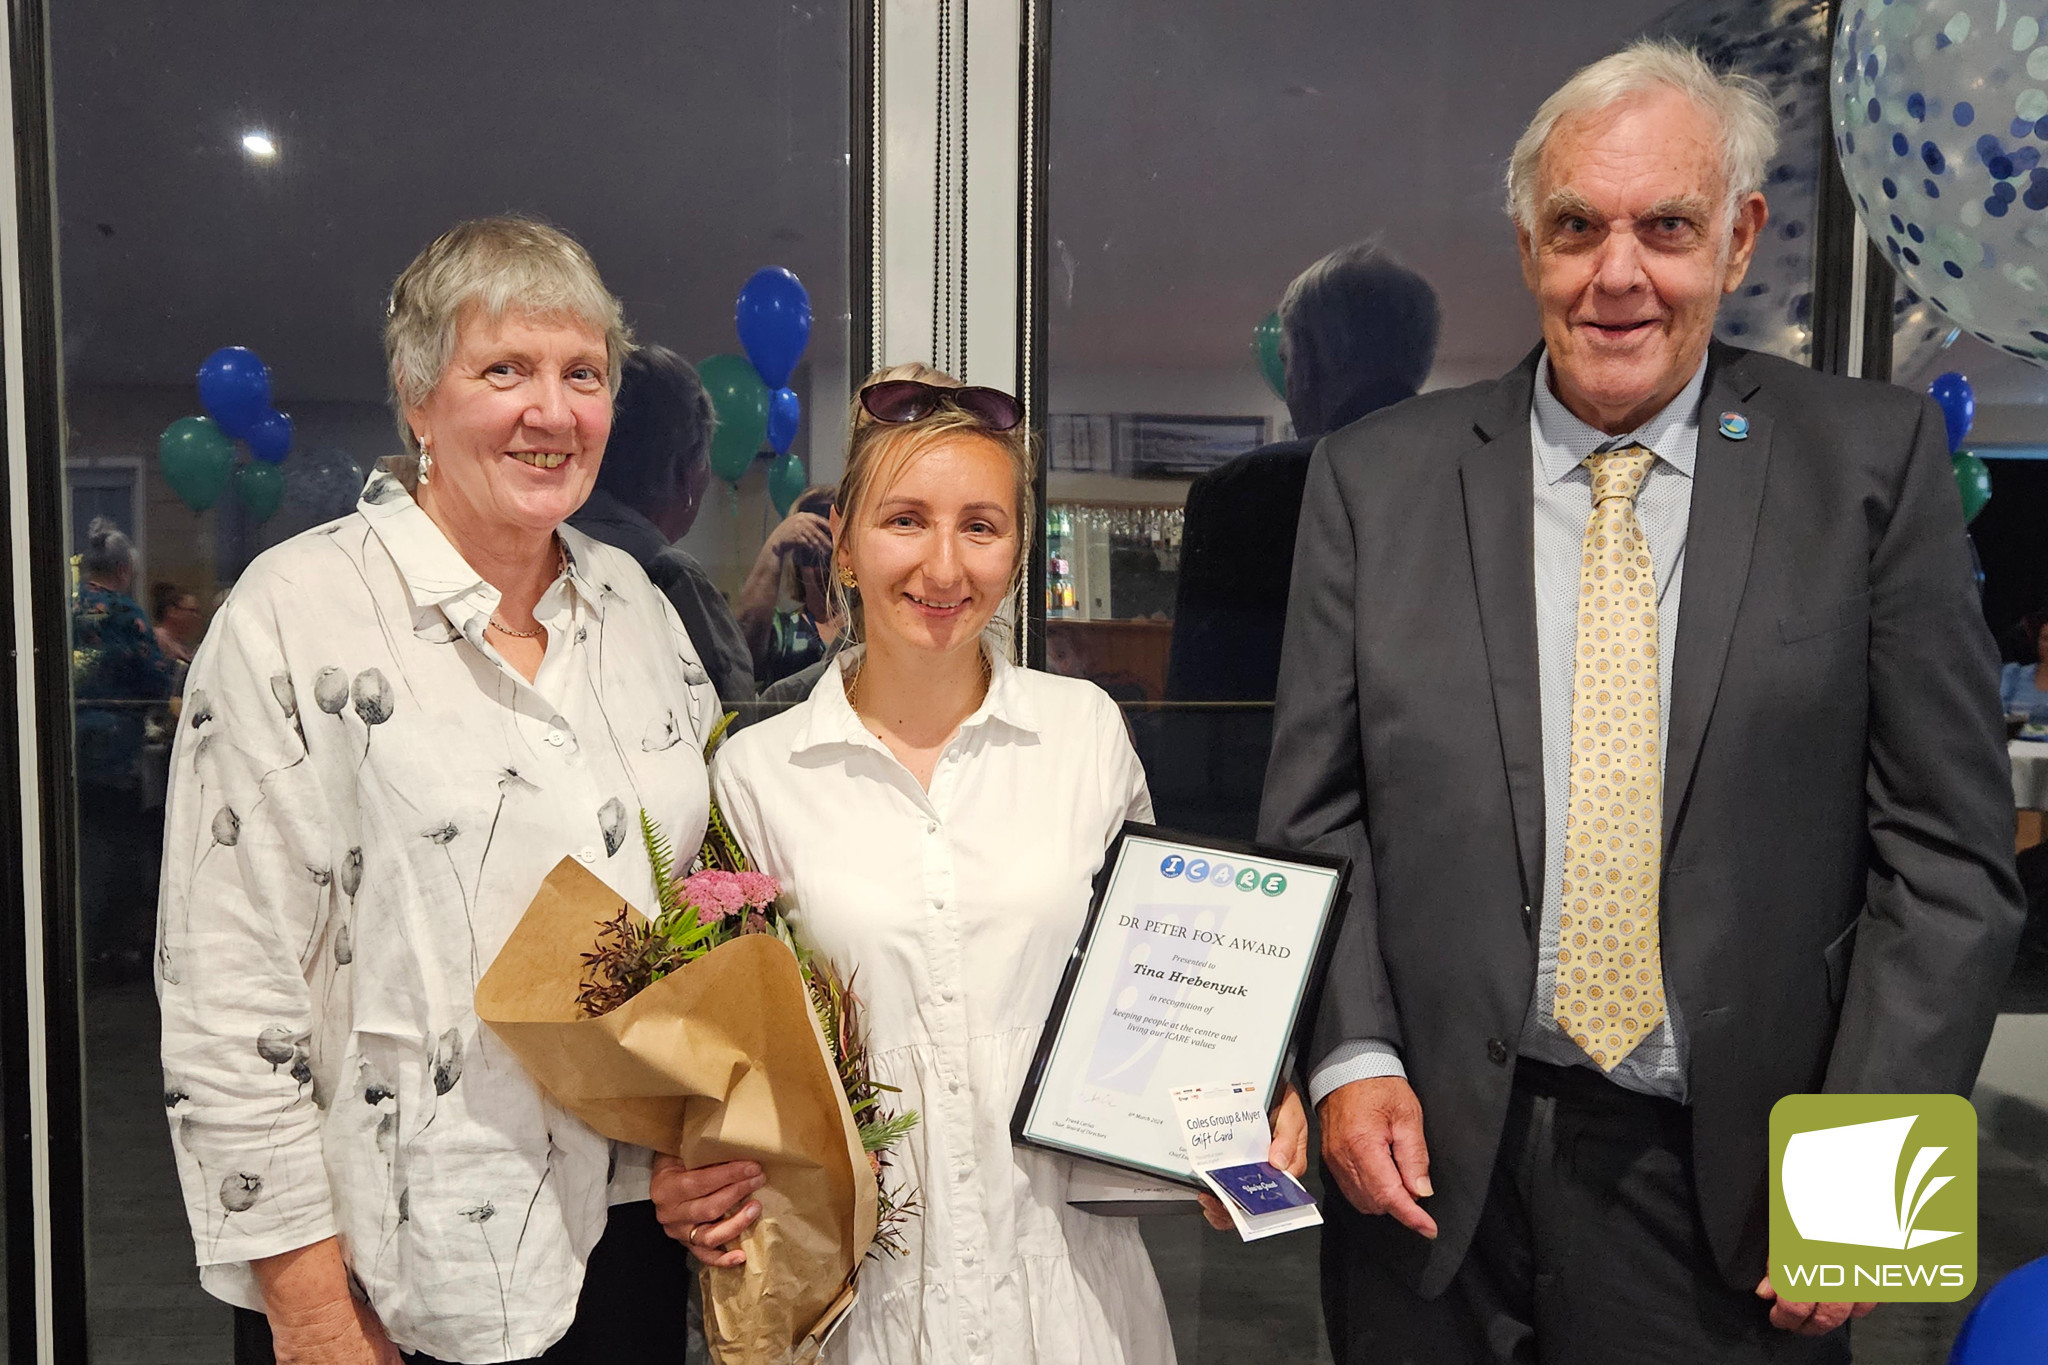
[1260,39,2024,1364]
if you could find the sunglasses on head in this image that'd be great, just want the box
[859,379,1023,432]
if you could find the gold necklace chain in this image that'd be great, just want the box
[488,538,569,640]
[847,645,993,715]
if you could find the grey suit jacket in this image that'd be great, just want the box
[1259,341,2024,1297]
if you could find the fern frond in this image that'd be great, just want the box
[704,710,738,760]
[860,1110,920,1153]
[638,809,683,920]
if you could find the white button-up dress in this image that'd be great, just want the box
[157,468,718,1362]
[713,649,1176,1365]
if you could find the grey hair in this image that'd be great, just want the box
[383,216,632,459]
[1504,38,1778,235]
[81,516,136,581]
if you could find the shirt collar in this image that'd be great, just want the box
[789,639,1043,755]
[357,461,606,617]
[1531,351,1706,486]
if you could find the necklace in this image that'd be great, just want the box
[847,644,993,715]
[488,538,569,640]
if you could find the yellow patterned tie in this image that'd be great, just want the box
[1553,444,1667,1071]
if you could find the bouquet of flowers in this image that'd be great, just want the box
[579,812,920,1254]
[477,727,915,1364]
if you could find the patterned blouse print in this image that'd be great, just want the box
[157,468,717,1362]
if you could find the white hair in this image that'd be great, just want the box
[1504,38,1779,234]
[383,216,631,458]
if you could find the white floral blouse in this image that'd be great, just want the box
[157,467,717,1362]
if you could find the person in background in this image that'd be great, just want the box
[2000,610,2048,721]
[653,363,1304,1363]
[1164,240,1440,702]
[74,517,174,982]
[159,216,718,1365]
[152,581,204,672]
[734,484,843,688]
[569,344,755,708]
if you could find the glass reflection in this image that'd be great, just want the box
[53,3,848,1358]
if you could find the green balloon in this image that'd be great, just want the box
[700,352,769,484]
[158,415,236,512]
[1953,450,1992,525]
[234,461,286,523]
[768,450,807,518]
[1252,310,1285,400]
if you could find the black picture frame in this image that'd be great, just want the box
[1010,821,1350,1187]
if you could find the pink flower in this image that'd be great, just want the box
[682,871,745,919]
[695,904,725,928]
[735,871,780,910]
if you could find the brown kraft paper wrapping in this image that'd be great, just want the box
[476,857,879,1364]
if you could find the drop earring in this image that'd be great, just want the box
[417,436,433,484]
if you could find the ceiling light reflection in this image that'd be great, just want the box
[241,133,277,160]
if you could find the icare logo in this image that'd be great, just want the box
[1768,1094,1977,1301]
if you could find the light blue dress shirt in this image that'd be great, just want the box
[1309,353,1705,1106]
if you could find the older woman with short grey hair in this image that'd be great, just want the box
[159,216,719,1365]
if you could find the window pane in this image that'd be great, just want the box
[52,6,848,1358]
[1035,2,1920,1360]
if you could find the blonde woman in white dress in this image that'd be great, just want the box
[651,365,1306,1363]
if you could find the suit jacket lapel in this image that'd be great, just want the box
[1461,352,1546,908]
[1663,344,1773,848]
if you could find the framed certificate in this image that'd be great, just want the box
[1011,823,1350,1186]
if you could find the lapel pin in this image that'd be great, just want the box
[1717,411,1750,440]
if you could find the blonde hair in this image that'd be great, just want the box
[832,362,1036,642]
[1505,38,1779,234]
[384,216,632,460]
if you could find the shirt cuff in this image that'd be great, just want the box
[1307,1038,1407,1106]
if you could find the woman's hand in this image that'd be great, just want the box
[760,511,833,565]
[1199,1079,1309,1231]
[253,1238,401,1364]
[269,1300,402,1365]
[651,1154,765,1267]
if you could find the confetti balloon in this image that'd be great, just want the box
[1655,0,1951,370]
[1833,0,2048,366]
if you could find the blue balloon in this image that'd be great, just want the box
[767,386,801,457]
[1929,371,1975,453]
[734,267,812,390]
[247,409,294,464]
[196,346,273,439]
[1949,1255,2048,1363]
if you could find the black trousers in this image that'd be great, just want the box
[234,1201,700,1365]
[1322,1060,1851,1365]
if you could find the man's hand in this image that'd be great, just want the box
[1199,1080,1309,1231]
[1755,1276,1877,1336]
[1319,1075,1437,1239]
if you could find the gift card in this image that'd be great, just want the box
[1208,1161,1316,1217]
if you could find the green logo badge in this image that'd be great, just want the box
[1234,867,1260,892]
[1769,1094,1976,1302]
[1259,871,1287,897]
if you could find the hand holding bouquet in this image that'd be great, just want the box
[478,767,916,1364]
